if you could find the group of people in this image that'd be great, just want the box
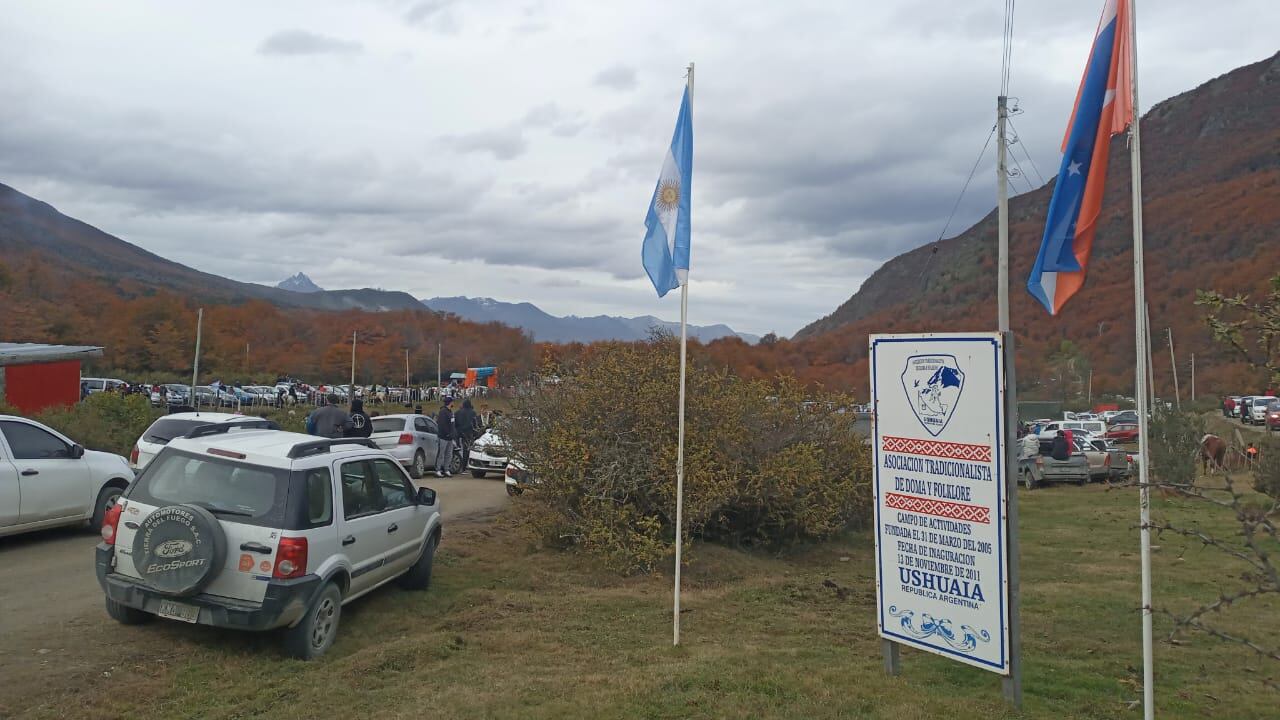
[304,394,488,479]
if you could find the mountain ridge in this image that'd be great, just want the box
[421,296,759,344]
[276,272,323,293]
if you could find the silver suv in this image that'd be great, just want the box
[96,421,442,659]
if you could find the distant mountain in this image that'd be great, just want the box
[421,296,759,344]
[0,183,425,312]
[784,51,1280,395]
[276,272,323,293]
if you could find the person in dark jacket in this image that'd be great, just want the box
[1050,430,1071,461]
[309,394,352,439]
[455,398,481,467]
[345,398,373,438]
[435,397,457,477]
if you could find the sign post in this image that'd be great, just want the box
[871,333,1015,679]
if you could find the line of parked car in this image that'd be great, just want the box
[1222,394,1280,431]
[1018,410,1140,489]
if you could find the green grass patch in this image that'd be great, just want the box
[13,483,1279,719]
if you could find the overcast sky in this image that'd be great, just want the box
[1,1,1276,336]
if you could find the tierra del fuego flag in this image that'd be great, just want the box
[1027,0,1134,315]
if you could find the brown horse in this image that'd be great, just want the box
[1200,434,1227,473]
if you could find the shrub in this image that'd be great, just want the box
[1146,406,1204,489]
[505,334,872,574]
[1251,437,1280,499]
[35,393,155,456]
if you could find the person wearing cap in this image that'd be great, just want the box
[435,397,457,477]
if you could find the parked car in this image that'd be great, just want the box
[504,459,535,496]
[1110,410,1138,426]
[1232,397,1252,419]
[160,384,192,405]
[192,386,220,407]
[246,386,279,405]
[81,377,128,395]
[1037,420,1103,441]
[1247,396,1277,425]
[467,430,509,478]
[1266,401,1280,432]
[1079,437,1129,480]
[1223,396,1242,417]
[1018,439,1090,489]
[96,425,442,659]
[1105,423,1140,442]
[129,412,265,471]
[0,415,133,537]
[368,414,440,479]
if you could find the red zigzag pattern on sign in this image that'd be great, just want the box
[884,492,991,524]
[882,435,991,463]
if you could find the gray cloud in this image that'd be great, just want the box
[258,30,363,56]
[594,65,638,91]
[1,0,1276,336]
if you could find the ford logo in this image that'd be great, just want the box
[155,539,193,558]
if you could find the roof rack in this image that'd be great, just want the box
[287,438,377,459]
[184,419,281,439]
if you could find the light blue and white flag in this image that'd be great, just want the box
[641,85,693,298]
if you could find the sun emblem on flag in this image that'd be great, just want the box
[656,179,681,212]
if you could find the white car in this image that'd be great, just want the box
[130,412,260,471]
[81,377,127,395]
[97,425,442,659]
[0,416,134,537]
[467,430,509,478]
[1037,420,1104,441]
[1247,396,1277,425]
[369,414,440,478]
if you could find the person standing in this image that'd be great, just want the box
[435,397,457,477]
[455,398,480,468]
[345,398,373,438]
[309,394,352,439]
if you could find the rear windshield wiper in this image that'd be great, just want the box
[190,502,254,517]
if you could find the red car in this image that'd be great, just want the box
[1267,402,1280,432]
[1105,423,1140,442]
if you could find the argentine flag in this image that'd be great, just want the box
[642,85,692,298]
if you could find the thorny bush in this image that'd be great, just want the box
[502,333,872,575]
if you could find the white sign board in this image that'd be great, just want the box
[869,333,1010,674]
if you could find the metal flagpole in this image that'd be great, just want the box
[673,61,693,647]
[191,308,203,415]
[405,349,411,394]
[1128,0,1156,716]
[996,92,1023,708]
[1167,328,1180,411]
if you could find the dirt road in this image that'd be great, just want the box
[0,476,508,716]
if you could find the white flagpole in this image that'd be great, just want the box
[1127,1,1155,717]
[673,61,693,647]
[191,308,203,414]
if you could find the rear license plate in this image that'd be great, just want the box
[157,600,200,623]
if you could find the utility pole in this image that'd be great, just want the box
[405,348,410,392]
[437,343,442,392]
[1167,328,1180,411]
[1088,369,1093,405]
[191,308,203,414]
[350,332,357,404]
[1190,353,1196,403]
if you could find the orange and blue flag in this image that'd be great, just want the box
[1027,0,1133,315]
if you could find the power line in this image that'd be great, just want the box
[1007,117,1047,187]
[919,124,997,287]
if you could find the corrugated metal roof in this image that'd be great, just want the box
[0,343,104,366]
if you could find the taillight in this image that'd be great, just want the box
[129,445,140,465]
[398,433,414,445]
[506,465,517,477]
[101,502,124,544]
[273,537,308,579]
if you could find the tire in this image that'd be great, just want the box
[131,504,226,597]
[397,534,437,590]
[506,483,522,497]
[470,469,487,479]
[410,451,427,480]
[90,483,125,530]
[1022,468,1038,491]
[105,596,153,625]
[450,450,463,476]
[283,582,342,660]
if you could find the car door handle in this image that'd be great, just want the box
[240,542,272,554]
[387,523,399,534]
[124,521,140,530]
[342,535,356,546]
[20,469,37,477]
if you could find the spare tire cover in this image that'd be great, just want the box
[132,504,226,596]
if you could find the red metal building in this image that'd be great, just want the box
[0,343,104,414]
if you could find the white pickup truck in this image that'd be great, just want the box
[0,415,134,537]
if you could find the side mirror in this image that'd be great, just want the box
[71,444,86,459]
[416,487,437,506]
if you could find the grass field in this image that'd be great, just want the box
[16,480,1280,719]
